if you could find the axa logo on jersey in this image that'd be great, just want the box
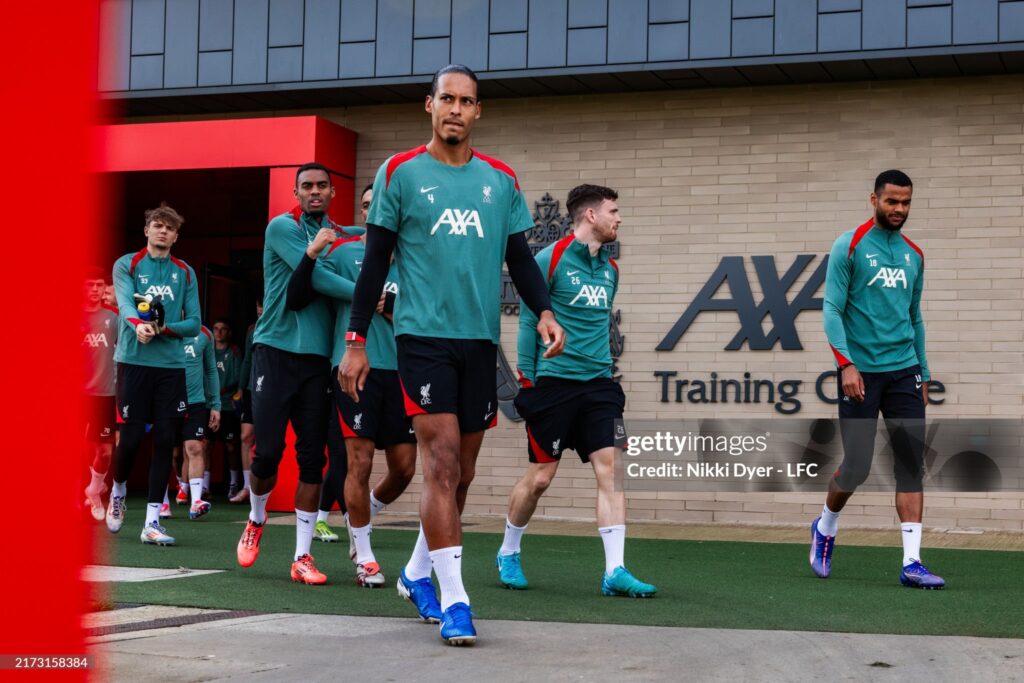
[144,285,175,300]
[570,284,609,307]
[867,267,908,289]
[430,209,484,238]
[83,333,109,348]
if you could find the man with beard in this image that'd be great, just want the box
[812,170,941,589]
[497,185,655,599]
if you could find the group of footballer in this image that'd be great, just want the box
[81,63,944,648]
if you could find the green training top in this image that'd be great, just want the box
[183,326,220,410]
[82,307,119,396]
[518,236,619,384]
[254,208,358,357]
[215,344,241,411]
[367,145,534,344]
[112,248,200,369]
[823,218,929,380]
[322,237,400,370]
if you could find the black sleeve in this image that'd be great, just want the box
[347,225,397,337]
[286,253,318,310]
[505,232,552,318]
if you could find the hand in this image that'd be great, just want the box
[841,365,865,402]
[209,409,221,432]
[339,346,369,402]
[306,228,337,258]
[922,382,929,406]
[136,322,157,344]
[537,311,566,359]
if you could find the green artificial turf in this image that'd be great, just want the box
[95,496,1023,639]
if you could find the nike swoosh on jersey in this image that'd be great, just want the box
[567,270,580,276]
[865,253,878,258]
[420,186,439,193]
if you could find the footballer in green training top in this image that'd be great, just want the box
[812,170,941,589]
[340,64,566,646]
[498,184,656,599]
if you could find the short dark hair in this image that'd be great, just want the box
[84,266,107,283]
[430,64,479,98]
[874,169,912,195]
[296,162,332,187]
[362,183,374,196]
[567,184,619,223]
[144,203,184,231]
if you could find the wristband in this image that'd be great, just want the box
[344,331,366,344]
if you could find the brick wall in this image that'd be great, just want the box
[140,73,1024,530]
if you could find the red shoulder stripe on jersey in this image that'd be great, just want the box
[128,247,148,276]
[169,256,192,285]
[385,145,429,190]
[847,218,874,257]
[901,233,924,265]
[830,344,851,366]
[472,149,520,191]
[290,205,302,223]
[547,236,574,281]
[200,326,212,340]
[101,303,119,314]
[326,235,361,256]
[609,257,619,274]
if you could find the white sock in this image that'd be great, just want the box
[369,491,386,518]
[189,478,203,503]
[500,518,528,555]
[145,502,160,527]
[87,468,105,494]
[317,509,330,523]
[249,490,271,524]
[902,522,923,567]
[112,480,127,499]
[176,476,186,491]
[242,469,251,490]
[430,546,469,611]
[599,525,626,574]
[351,524,376,564]
[295,509,317,561]
[818,505,840,537]
[203,471,211,491]
[162,488,170,506]
[405,525,433,581]
[230,470,241,487]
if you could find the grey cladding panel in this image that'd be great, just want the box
[649,22,688,61]
[649,0,688,22]
[339,41,375,77]
[489,32,527,70]
[304,0,340,79]
[734,0,773,18]
[164,0,199,88]
[376,0,413,75]
[690,0,730,59]
[415,0,452,38]
[568,26,606,64]
[528,0,568,67]
[199,0,233,51]
[413,37,451,73]
[908,5,951,47]
[818,11,861,52]
[100,0,132,90]
[733,17,773,56]
[775,0,816,54]
[269,0,303,46]
[999,1,1024,43]
[862,0,905,50]
[568,0,607,28]
[952,0,997,44]
[198,50,232,85]
[233,0,269,85]
[341,0,377,41]
[130,54,164,88]
[490,0,527,32]
[451,0,489,70]
[607,0,647,62]
[131,0,165,54]
[268,45,302,81]
[818,0,859,11]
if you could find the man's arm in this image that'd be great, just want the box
[346,226,396,339]
[163,266,201,338]
[267,219,356,301]
[112,257,144,326]
[910,266,929,382]
[823,236,853,366]
[506,233,564,358]
[203,338,221,411]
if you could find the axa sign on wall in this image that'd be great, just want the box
[654,255,944,414]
